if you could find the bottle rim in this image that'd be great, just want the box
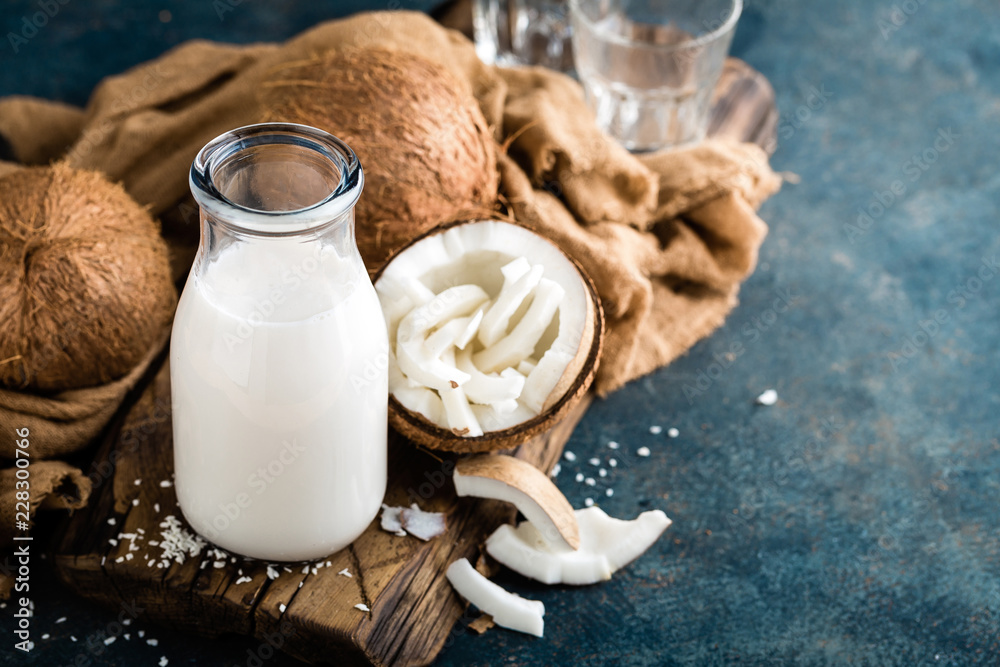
[189,122,364,237]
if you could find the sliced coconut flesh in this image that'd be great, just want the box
[485,506,671,585]
[375,221,592,436]
[395,284,488,391]
[446,558,544,637]
[454,455,580,551]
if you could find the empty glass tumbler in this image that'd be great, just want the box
[570,0,742,152]
[473,0,575,72]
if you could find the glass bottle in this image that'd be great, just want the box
[171,123,387,561]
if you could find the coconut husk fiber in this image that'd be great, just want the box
[0,11,779,536]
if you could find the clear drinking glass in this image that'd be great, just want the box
[473,0,575,72]
[172,123,388,562]
[570,0,742,152]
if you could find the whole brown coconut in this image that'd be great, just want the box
[0,163,176,392]
[261,48,499,270]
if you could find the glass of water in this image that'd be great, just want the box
[569,0,742,152]
[473,0,575,72]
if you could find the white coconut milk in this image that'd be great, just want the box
[170,239,387,561]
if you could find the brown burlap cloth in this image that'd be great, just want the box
[0,11,779,544]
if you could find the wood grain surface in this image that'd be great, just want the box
[52,27,777,667]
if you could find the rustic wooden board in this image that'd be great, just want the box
[52,53,776,667]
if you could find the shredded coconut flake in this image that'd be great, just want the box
[107,518,116,526]
[607,441,619,450]
[104,636,116,646]
[235,576,253,585]
[584,498,594,507]
[355,603,370,612]
[575,473,584,483]
[585,477,596,486]
[159,480,172,488]
[134,479,142,486]
[147,638,158,646]
[598,468,607,477]
[279,603,286,613]
[339,568,352,578]
[609,458,618,467]
[400,504,447,541]
[606,488,614,497]
[756,389,778,406]
[156,515,206,567]
[55,617,66,624]
[159,657,169,667]
[551,463,561,478]
[267,565,280,580]
[637,446,651,457]
[649,425,662,434]
[667,427,679,438]
[563,451,577,462]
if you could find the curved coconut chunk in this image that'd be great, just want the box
[393,386,445,426]
[501,256,531,283]
[474,279,565,374]
[478,261,543,347]
[485,507,672,585]
[454,306,485,350]
[396,284,488,390]
[400,276,436,306]
[424,306,486,358]
[454,455,579,550]
[440,386,483,437]
[454,346,525,405]
[516,358,538,376]
[471,401,537,432]
[520,343,575,414]
[424,317,468,359]
[446,558,544,637]
[490,397,520,414]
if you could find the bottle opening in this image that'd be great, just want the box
[190,123,364,235]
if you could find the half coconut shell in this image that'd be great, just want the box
[374,220,604,453]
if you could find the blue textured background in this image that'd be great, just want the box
[1,0,999,665]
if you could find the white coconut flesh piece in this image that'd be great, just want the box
[374,221,592,436]
[454,455,580,551]
[477,261,544,347]
[455,346,525,405]
[440,385,484,437]
[446,558,545,637]
[392,385,445,426]
[399,504,447,541]
[424,307,484,358]
[395,284,489,391]
[485,506,672,585]
[379,504,407,536]
[473,278,565,374]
